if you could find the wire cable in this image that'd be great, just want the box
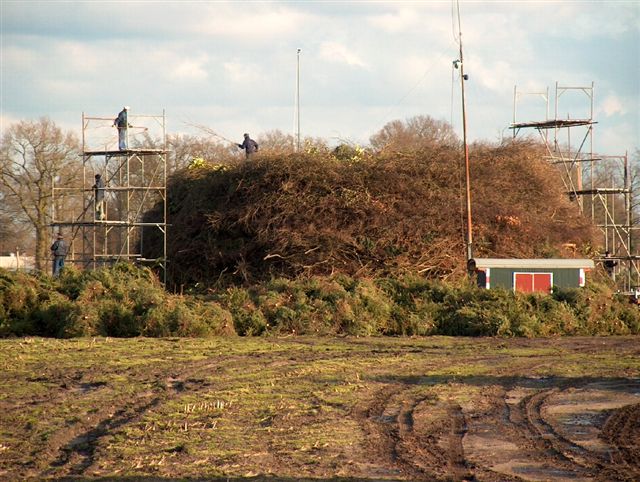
[377,53,446,129]
[451,0,460,44]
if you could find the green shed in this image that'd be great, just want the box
[468,258,595,293]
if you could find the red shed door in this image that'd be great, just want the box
[514,272,552,293]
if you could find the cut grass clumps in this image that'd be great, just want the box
[0,269,59,336]
[219,276,395,336]
[144,298,234,337]
[0,266,235,338]
[373,276,640,337]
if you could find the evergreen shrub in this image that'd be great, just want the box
[1,266,639,339]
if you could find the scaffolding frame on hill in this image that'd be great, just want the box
[51,110,168,283]
[511,82,637,291]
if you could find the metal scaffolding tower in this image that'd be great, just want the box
[510,82,637,290]
[52,110,168,283]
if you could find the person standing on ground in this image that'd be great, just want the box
[113,106,131,150]
[50,233,68,277]
[93,173,106,220]
[237,133,258,159]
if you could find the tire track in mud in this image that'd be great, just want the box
[599,402,640,481]
[355,385,406,478]
[355,384,475,481]
[43,391,162,477]
[30,349,341,479]
[446,403,473,481]
[520,388,601,471]
[464,380,640,481]
[23,356,240,479]
[5,339,640,480]
[465,384,597,481]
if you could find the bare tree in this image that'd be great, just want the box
[370,115,459,153]
[0,118,80,272]
[257,129,295,155]
[628,148,640,251]
[0,191,33,255]
[166,133,236,172]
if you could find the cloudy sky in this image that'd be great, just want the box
[1,0,638,155]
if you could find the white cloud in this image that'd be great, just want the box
[367,7,422,33]
[195,5,309,40]
[319,41,368,68]
[599,94,626,117]
[467,57,514,93]
[61,41,101,73]
[171,56,209,81]
[2,44,38,68]
[223,61,261,85]
[0,1,637,158]
[597,122,636,156]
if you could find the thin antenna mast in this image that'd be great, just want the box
[295,48,301,152]
[454,0,473,261]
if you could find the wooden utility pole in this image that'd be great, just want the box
[456,1,473,261]
[295,48,301,152]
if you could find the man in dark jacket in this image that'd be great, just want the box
[604,250,618,280]
[113,106,131,150]
[50,233,68,277]
[93,173,106,220]
[237,133,258,159]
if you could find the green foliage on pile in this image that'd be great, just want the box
[3,266,637,338]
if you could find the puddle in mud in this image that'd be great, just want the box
[494,461,592,482]
[463,381,640,481]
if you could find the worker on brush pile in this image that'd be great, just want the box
[237,133,258,159]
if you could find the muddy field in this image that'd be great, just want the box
[0,336,638,481]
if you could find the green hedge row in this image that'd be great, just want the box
[0,266,233,338]
[217,275,640,336]
[1,266,639,338]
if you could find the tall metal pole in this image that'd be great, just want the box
[625,151,631,290]
[457,1,473,261]
[296,48,301,152]
[163,109,167,285]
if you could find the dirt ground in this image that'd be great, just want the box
[0,336,638,481]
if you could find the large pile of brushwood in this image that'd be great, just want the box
[143,140,594,287]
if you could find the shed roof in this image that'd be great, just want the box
[470,258,595,270]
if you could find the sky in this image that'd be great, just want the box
[1,0,639,156]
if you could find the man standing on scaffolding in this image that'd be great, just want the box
[113,106,131,150]
[93,173,106,221]
[604,250,618,281]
